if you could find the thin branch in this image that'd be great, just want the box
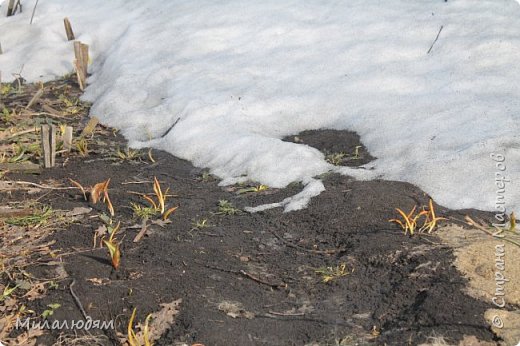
[70,279,90,321]
[29,0,40,25]
[159,117,180,138]
[268,228,345,255]
[10,181,78,190]
[427,25,444,54]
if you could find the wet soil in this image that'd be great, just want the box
[5,139,498,346]
[283,129,375,166]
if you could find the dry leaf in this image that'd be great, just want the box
[151,219,171,228]
[86,278,106,286]
[135,299,182,342]
[93,225,108,248]
[23,282,47,301]
[217,301,255,319]
[65,207,92,217]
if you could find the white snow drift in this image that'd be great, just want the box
[0,0,519,213]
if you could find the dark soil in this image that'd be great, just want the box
[283,129,375,166]
[1,78,500,346]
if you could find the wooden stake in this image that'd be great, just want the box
[80,43,89,77]
[0,162,41,174]
[64,17,75,41]
[13,0,21,15]
[6,0,15,17]
[41,125,51,168]
[40,125,57,168]
[63,126,73,152]
[73,41,89,90]
[81,116,99,137]
[50,125,56,167]
[26,88,44,109]
[42,104,62,116]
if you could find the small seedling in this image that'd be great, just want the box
[315,263,350,283]
[48,281,59,290]
[421,199,446,233]
[6,206,53,227]
[153,177,167,214]
[102,221,121,270]
[134,177,179,221]
[71,178,115,216]
[0,284,18,301]
[116,147,141,161]
[0,144,25,164]
[325,152,347,166]
[75,137,89,156]
[389,199,445,235]
[508,211,517,232]
[352,145,362,160]
[389,206,427,236]
[216,200,241,215]
[41,303,61,319]
[127,308,153,346]
[1,84,12,95]
[1,107,13,123]
[58,94,83,114]
[200,171,213,182]
[191,218,211,231]
[91,179,115,217]
[237,184,269,194]
[147,148,155,163]
[131,203,159,220]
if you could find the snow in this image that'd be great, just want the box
[0,0,519,214]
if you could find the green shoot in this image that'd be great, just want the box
[315,263,350,283]
[102,221,121,270]
[41,303,61,319]
[325,152,347,166]
[6,207,53,227]
[191,218,211,231]
[1,284,18,301]
[132,203,159,220]
[116,147,141,161]
[127,308,153,346]
[237,184,269,194]
[216,200,241,215]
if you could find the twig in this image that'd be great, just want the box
[10,181,78,190]
[133,217,149,243]
[268,228,344,255]
[256,313,359,328]
[26,88,44,109]
[427,25,444,54]
[465,216,520,247]
[267,310,304,317]
[121,180,153,185]
[70,279,90,320]
[24,110,70,121]
[159,117,180,138]
[0,127,38,143]
[205,264,286,289]
[29,0,39,24]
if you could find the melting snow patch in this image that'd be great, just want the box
[1,0,519,212]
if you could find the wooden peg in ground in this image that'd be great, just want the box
[81,116,99,137]
[73,41,89,90]
[64,17,75,41]
[40,125,57,168]
[63,126,73,151]
[26,88,44,109]
[6,0,15,16]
